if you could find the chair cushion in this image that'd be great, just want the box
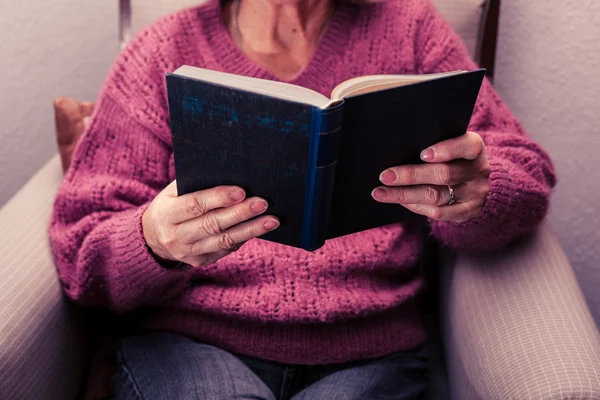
[127,0,208,43]
[431,0,488,61]
[124,0,488,61]
[53,97,95,173]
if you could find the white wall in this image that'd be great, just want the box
[0,0,118,206]
[494,0,600,323]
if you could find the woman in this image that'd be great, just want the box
[50,0,556,398]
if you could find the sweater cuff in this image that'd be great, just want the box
[107,204,191,306]
[429,156,532,251]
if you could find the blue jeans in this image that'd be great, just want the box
[114,332,428,400]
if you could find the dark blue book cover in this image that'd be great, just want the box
[329,69,486,237]
[166,69,485,250]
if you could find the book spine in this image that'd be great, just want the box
[302,102,345,250]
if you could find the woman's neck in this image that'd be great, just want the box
[236,0,333,53]
[225,0,335,79]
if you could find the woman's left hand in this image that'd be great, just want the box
[372,131,491,223]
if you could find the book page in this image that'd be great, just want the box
[330,71,464,101]
[174,66,331,108]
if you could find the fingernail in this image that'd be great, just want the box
[371,187,386,200]
[379,170,396,185]
[229,189,245,201]
[263,219,280,231]
[420,148,435,161]
[251,200,268,213]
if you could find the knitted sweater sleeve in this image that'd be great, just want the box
[411,0,556,251]
[49,31,190,313]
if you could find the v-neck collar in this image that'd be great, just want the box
[194,0,359,89]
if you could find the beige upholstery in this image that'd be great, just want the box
[120,0,207,46]
[121,0,489,61]
[130,0,202,34]
[441,221,600,399]
[0,155,88,400]
[432,0,488,61]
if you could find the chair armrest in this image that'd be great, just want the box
[0,155,89,400]
[441,220,600,400]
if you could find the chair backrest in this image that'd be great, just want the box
[119,0,499,78]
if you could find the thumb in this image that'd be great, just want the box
[163,180,179,198]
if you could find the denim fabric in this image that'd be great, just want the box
[114,332,428,400]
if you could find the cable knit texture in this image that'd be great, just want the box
[49,0,556,364]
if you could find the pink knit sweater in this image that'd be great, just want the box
[50,0,555,364]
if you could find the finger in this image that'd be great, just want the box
[380,161,477,186]
[169,185,246,223]
[175,197,269,243]
[188,216,280,255]
[420,131,484,163]
[372,184,469,206]
[401,200,482,223]
[185,248,242,268]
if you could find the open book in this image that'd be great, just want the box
[173,65,466,108]
[167,66,485,250]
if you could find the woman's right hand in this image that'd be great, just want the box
[142,181,280,267]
